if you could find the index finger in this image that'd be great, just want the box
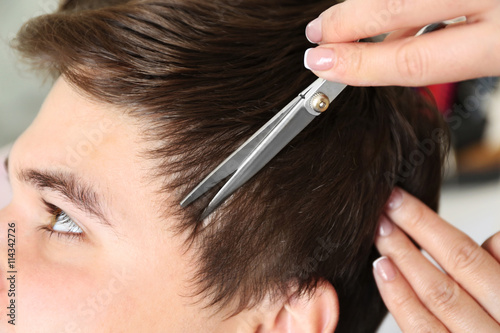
[312,0,496,43]
[384,188,500,323]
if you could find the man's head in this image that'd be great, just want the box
[1,0,448,332]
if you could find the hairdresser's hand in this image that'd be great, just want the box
[373,188,500,332]
[304,0,500,86]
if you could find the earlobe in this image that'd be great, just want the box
[267,281,339,333]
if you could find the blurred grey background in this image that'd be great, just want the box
[0,0,57,147]
[0,1,499,332]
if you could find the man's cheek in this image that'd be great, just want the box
[16,264,107,331]
[74,270,132,323]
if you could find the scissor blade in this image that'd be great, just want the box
[180,95,302,207]
[201,104,317,219]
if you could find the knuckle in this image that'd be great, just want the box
[344,45,364,76]
[395,40,429,85]
[323,6,346,41]
[391,291,415,309]
[449,239,484,271]
[403,199,427,230]
[327,45,361,79]
[385,0,405,15]
[425,278,460,311]
[392,244,414,263]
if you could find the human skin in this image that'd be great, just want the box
[0,77,224,332]
[303,0,500,329]
[304,0,500,86]
[0,77,337,333]
[373,188,500,332]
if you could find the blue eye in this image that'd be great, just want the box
[51,210,83,234]
[41,200,84,241]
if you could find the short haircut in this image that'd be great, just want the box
[13,0,449,331]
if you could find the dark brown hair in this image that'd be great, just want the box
[13,0,449,331]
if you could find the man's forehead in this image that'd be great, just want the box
[10,78,162,222]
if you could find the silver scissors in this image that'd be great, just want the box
[180,21,449,220]
[180,78,346,219]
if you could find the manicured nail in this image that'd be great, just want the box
[386,188,403,211]
[373,256,396,282]
[378,215,393,237]
[306,17,323,43]
[304,48,335,71]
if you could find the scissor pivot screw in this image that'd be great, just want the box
[311,93,330,113]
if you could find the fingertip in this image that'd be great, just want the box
[377,215,394,237]
[305,17,323,44]
[373,256,397,282]
[303,47,335,72]
[386,187,404,211]
[304,48,312,70]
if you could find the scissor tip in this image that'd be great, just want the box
[180,195,195,208]
[200,206,215,222]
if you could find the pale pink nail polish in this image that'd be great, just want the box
[373,256,396,282]
[304,48,335,71]
[306,17,323,43]
[386,188,403,211]
[378,216,393,237]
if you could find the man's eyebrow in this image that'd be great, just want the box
[7,157,113,228]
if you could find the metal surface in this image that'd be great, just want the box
[180,95,302,208]
[181,78,346,219]
[310,93,330,113]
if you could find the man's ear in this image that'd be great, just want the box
[261,280,339,333]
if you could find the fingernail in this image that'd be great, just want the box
[373,256,396,282]
[378,215,393,237]
[306,17,323,43]
[304,48,335,71]
[386,188,403,211]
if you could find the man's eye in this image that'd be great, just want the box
[50,210,83,233]
[41,200,84,241]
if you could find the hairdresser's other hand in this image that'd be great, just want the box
[304,0,500,86]
[373,188,500,332]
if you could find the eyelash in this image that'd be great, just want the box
[39,200,85,242]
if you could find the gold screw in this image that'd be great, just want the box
[310,93,330,113]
